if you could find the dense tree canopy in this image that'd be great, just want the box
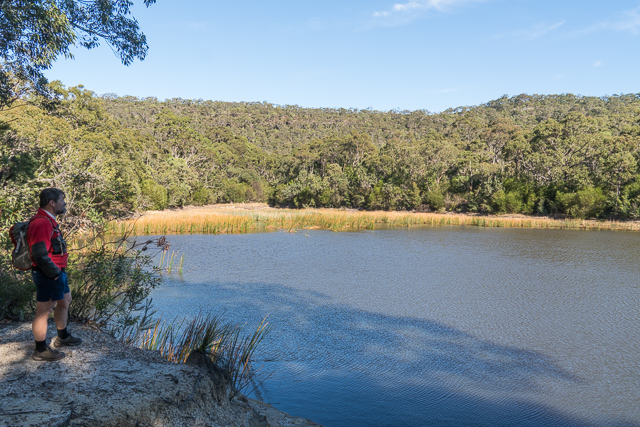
[0,0,156,108]
[1,83,640,231]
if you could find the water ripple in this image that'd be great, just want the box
[151,228,640,427]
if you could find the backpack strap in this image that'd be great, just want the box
[29,214,57,237]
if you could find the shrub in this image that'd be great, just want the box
[444,193,466,211]
[408,183,422,210]
[221,179,250,203]
[317,188,333,207]
[293,187,315,208]
[67,235,164,331]
[192,186,213,206]
[557,187,606,219]
[0,270,36,320]
[140,179,168,210]
[491,190,523,214]
[425,190,445,211]
[618,180,640,219]
[367,182,404,211]
[267,184,287,206]
[0,212,37,319]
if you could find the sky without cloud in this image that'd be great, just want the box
[46,0,640,112]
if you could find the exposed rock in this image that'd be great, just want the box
[0,321,320,427]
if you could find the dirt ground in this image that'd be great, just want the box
[0,321,319,427]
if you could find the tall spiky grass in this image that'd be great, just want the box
[107,205,640,235]
[119,312,270,399]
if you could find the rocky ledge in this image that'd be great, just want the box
[0,321,319,427]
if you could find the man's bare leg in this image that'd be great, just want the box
[32,299,66,361]
[53,292,72,330]
[33,300,56,342]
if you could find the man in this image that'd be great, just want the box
[28,188,82,361]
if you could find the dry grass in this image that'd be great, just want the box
[106,204,640,235]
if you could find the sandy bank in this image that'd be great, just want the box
[0,321,319,427]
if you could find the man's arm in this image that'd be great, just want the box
[29,218,61,279]
[31,241,61,278]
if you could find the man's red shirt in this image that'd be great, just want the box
[26,208,68,269]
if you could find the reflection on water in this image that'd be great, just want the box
[149,227,640,426]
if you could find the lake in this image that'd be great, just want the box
[148,226,640,426]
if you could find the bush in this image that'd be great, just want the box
[267,184,287,206]
[618,180,640,219]
[491,190,523,214]
[0,212,37,319]
[191,186,213,206]
[273,172,327,208]
[556,187,606,219]
[621,195,640,220]
[247,180,267,203]
[221,179,250,203]
[408,183,422,210]
[425,190,445,211]
[67,235,164,333]
[443,193,466,211]
[140,179,168,210]
[0,227,164,330]
[0,270,36,320]
[367,181,405,211]
[317,188,333,207]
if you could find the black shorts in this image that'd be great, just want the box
[31,270,69,302]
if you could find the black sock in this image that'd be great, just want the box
[57,327,69,339]
[35,340,47,352]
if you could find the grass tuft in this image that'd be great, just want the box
[116,311,270,399]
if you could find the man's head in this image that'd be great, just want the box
[39,188,67,216]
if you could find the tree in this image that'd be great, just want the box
[527,113,603,190]
[0,0,156,108]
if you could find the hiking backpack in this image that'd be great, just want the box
[9,215,57,270]
[9,220,33,270]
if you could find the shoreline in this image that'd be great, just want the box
[107,203,640,235]
[0,320,319,427]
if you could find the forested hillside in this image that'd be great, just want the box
[2,83,640,226]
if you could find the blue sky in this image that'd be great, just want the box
[46,0,640,112]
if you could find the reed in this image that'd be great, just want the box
[108,205,640,235]
[158,250,166,269]
[124,312,270,398]
[178,254,185,275]
[167,251,176,274]
[152,249,185,275]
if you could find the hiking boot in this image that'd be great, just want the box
[32,346,65,362]
[53,334,82,347]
